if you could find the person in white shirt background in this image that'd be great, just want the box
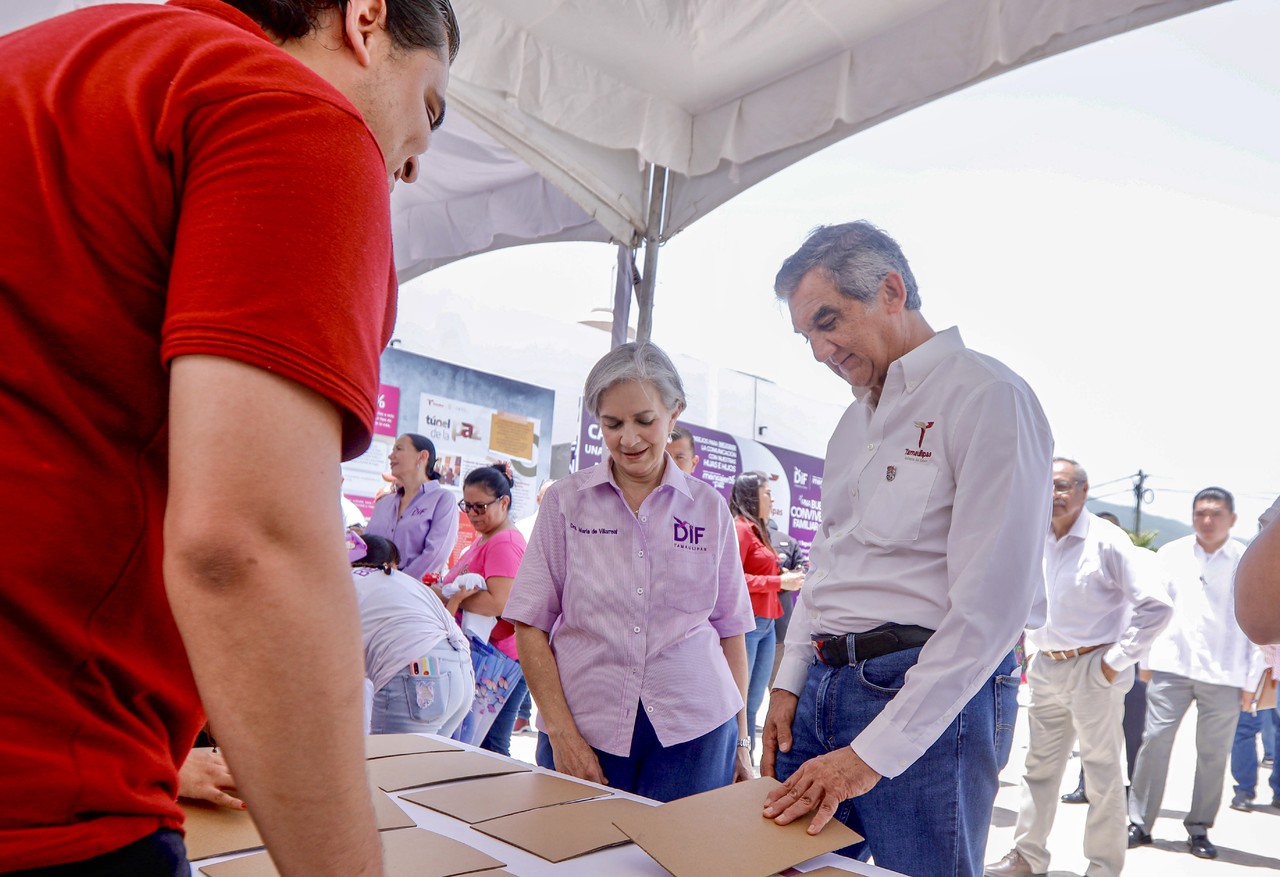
[986,457,1171,877]
[1127,487,1265,860]
[757,221,1053,876]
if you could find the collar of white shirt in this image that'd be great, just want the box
[854,325,966,404]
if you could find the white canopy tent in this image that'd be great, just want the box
[3,0,1228,336]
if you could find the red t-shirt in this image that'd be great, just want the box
[0,1,396,868]
[441,529,528,660]
[735,517,784,619]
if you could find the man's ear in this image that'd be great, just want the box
[342,0,388,67]
[879,271,908,315]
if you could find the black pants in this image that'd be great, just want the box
[9,829,188,877]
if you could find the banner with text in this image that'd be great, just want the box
[343,350,555,559]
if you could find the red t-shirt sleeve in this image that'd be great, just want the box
[161,91,396,460]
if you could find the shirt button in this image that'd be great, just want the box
[633,626,641,633]
[637,588,644,595]
[638,550,644,557]
[645,705,654,713]
[640,516,647,523]
[866,442,874,451]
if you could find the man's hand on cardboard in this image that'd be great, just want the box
[178,747,245,810]
[761,746,881,835]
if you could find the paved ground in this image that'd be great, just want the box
[508,687,1280,875]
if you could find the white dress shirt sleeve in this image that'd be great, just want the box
[1101,537,1173,672]
[851,378,1053,778]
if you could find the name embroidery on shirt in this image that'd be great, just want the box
[567,522,619,535]
[905,419,936,461]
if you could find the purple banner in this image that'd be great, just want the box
[576,406,823,562]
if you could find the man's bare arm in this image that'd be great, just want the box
[1236,515,1280,645]
[165,355,382,877]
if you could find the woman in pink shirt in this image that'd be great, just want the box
[436,464,527,756]
[507,343,756,801]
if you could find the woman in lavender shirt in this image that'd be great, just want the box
[365,434,460,582]
[507,343,756,802]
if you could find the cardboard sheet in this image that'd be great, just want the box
[612,777,862,877]
[470,796,652,862]
[794,867,874,876]
[368,750,529,792]
[199,827,504,877]
[365,733,460,759]
[183,785,413,860]
[399,771,608,823]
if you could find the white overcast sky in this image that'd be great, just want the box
[401,0,1280,538]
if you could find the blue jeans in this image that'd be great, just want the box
[9,829,187,876]
[775,647,1019,875]
[744,615,777,748]
[481,676,528,757]
[537,703,736,802]
[370,650,474,737]
[1231,708,1280,800]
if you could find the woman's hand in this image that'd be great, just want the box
[779,571,805,591]
[178,748,245,810]
[548,730,608,786]
[733,744,755,783]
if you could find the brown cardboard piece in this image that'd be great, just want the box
[198,827,504,877]
[399,771,608,823]
[612,777,862,877]
[368,750,529,792]
[365,733,460,760]
[794,867,869,876]
[470,796,652,862]
[183,784,413,861]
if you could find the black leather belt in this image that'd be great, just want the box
[812,623,935,667]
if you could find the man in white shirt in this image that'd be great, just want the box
[758,221,1053,876]
[986,458,1171,877]
[1128,487,1264,860]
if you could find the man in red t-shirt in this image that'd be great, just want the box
[0,1,458,874]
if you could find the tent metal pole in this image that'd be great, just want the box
[635,163,668,343]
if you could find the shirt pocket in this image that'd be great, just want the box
[860,463,938,542]
[658,554,718,616]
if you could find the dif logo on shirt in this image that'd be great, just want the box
[673,516,706,546]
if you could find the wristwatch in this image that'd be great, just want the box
[737,737,752,750]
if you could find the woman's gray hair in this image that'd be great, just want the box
[774,220,920,309]
[584,342,686,417]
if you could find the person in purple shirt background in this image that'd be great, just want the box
[365,433,460,581]
[507,342,756,802]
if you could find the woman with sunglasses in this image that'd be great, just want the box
[435,463,528,755]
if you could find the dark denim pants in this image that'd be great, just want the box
[775,647,1019,876]
[537,703,736,802]
[10,829,188,877]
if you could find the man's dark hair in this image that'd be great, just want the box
[1194,486,1235,513]
[668,425,693,445]
[225,0,460,61]
[774,220,920,309]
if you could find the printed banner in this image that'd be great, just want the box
[342,350,555,530]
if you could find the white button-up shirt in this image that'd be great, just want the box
[1028,512,1172,672]
[1145,534,1263,689]
[776,327,1053,778]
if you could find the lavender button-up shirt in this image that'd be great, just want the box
[365,480,459,581]
[505,457,754,757]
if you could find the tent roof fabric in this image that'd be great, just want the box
[1,0,1226,280]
